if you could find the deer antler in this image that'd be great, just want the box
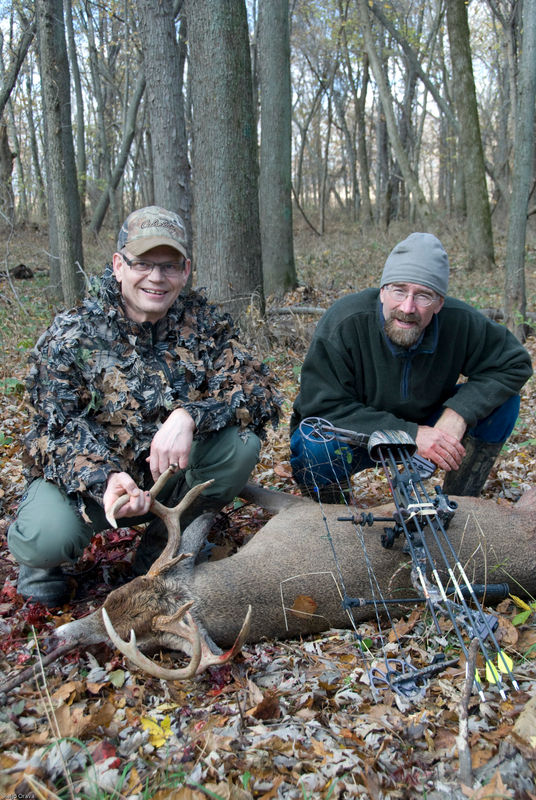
[147,479,214,577]
[101,603,202,680]
[154,604,253,672]
[105,468,214,577]
[106,463,181,528]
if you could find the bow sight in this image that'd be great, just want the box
[300,417,515,700]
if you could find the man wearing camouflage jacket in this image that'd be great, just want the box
[8,206,281,606]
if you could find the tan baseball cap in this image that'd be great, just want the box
[117,206,188,259]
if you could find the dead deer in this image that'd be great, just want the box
[51,468,536,681]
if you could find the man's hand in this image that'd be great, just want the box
[147,408,195,481]
[416,409,467,471]
[103,471,152,520]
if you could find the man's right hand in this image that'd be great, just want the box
[416,425,466,471]
[103,472,152,520]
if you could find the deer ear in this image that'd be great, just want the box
[179,514,216,568]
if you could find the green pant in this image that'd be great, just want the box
[8,426,260,569]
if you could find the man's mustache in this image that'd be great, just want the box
[390,310,421,324]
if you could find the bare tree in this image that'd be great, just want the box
[356,0,431,222]
[258,0,296,297]
[504,0,536,340]
[185,0,263,317]
[89,72,146,234]
[0,121,15,222]
[135,0,192,255]
[0,12,35,119]
[35,0,84,306]
[64,0,87,218]
[446,0,495,271]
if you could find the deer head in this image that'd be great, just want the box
[55,466,252,679]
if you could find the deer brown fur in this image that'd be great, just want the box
[54,482,536,670]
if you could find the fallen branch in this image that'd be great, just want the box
[268,305,326,316]
[0,641,76,696]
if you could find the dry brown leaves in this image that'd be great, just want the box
[1,224,536,798]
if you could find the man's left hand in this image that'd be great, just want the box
[147,408,195,481]
[416,408,467,471]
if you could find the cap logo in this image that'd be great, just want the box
[140,218,185,237]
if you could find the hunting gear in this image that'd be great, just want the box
[9,206,281,607]
[291,232,532,501]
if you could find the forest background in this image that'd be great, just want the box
[1,1,536,798]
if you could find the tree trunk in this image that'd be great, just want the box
[0,121,15,223]
[185,0,263,318]
[0,15,35,119]
[35,0,84,306]
[356,0,430,223]
[258,0,296,297]
[339,12,372,223]
[136,0,192,257]
[89,72,146,234]
[25,70,47,219]
[82,2,119,231]
[504,0,536,341]
[64,0,87,219]
[446,0,495,271]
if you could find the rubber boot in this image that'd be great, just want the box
[17,565,71,607]
[442,436,503,497]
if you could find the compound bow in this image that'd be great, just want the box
[300,417,516,700]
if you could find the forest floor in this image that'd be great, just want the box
[0,217,535,799]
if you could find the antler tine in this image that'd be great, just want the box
[197,604,252,670]
[147,479,214,578]
[155,604,252,673]
[105,463,180,528]
[101,606,202,680]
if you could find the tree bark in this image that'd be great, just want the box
[35,0,84,306]
[258,0,296,297]
[446,0,495,271]
[25,70,47,219]
[64,0,87,219]
[136,0,192,257]
[0,15,35,119]
[356,0,431,222]
[185,0,263,318]
[0,122,15,223]
[504,0,536,340]
[89,72,146,234]
[82,2,119,231]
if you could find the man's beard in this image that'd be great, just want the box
[384,311,425,348]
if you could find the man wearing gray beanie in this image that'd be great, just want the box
[290,232,532,500]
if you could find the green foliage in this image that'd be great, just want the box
[0,376,25,396]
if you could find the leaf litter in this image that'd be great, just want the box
[0,224,535,798]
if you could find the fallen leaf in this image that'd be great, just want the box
[246,689,281,720]
[495,615,519,646]
[140,715,173,748]
[274,463,293,478]
[513,694,536,748]
[290,594,318,618]
[462,769,514,798]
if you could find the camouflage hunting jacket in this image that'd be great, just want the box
[23,266,281,509]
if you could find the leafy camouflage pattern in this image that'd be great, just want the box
[23,267,281,511]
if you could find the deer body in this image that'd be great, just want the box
[55,484,536,660]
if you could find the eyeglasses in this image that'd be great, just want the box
[121,253,186,275]
[384,285,438,307]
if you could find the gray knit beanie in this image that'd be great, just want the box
[380,232,449,296]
